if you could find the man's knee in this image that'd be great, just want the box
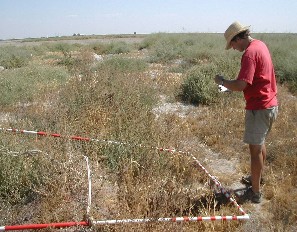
[249,144,262,156]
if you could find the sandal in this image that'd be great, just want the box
[238,187,262,204]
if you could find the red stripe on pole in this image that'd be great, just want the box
[4,221,88,231]
[37,131,47,136]
[183,216,189,222]
[70,136,90,141]
[210,216,216,221]
[197,217,203,221]
[51,133,61,137]
[232,216,237,220]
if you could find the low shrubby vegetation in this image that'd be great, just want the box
[0,33,296,231]
[91,41,133,55]
[0,65,69,106]
[179,63,219,105]
[0,46,33,69]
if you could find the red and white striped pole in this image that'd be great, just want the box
[188,153,247,215]
[91,214,250,225]
[0,221,89,231]
[0,214,250,231]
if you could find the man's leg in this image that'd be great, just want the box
[262,143,266,166]
[249,144,264,193]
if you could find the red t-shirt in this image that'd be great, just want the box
[237,40,278,110]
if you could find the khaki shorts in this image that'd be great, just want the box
[243,106,278,145]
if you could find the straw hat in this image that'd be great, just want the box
[224,21,250,50]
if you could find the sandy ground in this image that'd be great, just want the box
[0,36,145,47]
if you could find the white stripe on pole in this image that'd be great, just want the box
[22,130,38,134]
[84,156,92,215]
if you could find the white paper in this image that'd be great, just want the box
[218,85,230,92]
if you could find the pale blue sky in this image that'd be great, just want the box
[1,0,296,39]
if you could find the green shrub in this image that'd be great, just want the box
[0,64,69,107]
[108,41,132,54]
[274,57,297,93]
[145,33,226,76]
[147,34,182,63]
[181,35,224,65]
[214,54,241,78]
[94,57,148,73]
[272,47,297,94]
[138,33,169,50]
[0,149,44,205]
[179,63,219,105]
[0,46,33,69]
[41,42,82,53]
[91,41,132,55]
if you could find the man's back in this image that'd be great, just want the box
[237,39,278,110]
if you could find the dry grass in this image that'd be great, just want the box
[0,34,296,232]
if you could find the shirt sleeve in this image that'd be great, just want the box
[237,56,256,85]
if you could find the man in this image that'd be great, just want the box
[214,21,278,203]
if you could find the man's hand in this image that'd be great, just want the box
[215,74,224,85]
[215,75,231,92]
[215,75,247,92]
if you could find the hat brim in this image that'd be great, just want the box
[225,26,250,50]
